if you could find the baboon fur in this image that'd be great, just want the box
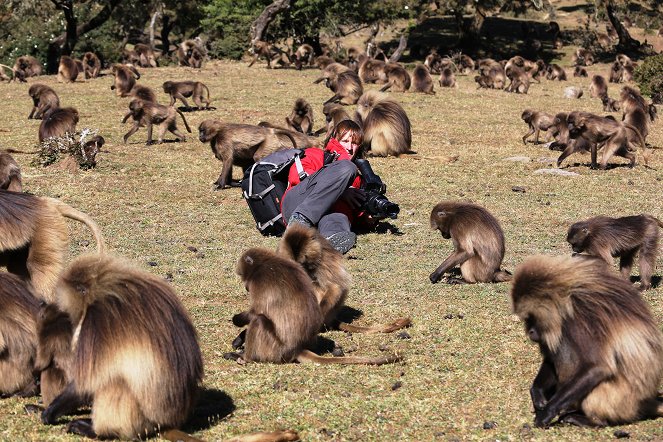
[411,64,434,94]
[322,102,352,134]
[429,201,511,284]
[511,255,663,427]
[0,190,105,302]
[589,75,608,99]
[129,84,158,103]
[38,107,79,142]
[567,214,663,290]
[13,55,42,80]
[521,109,554,145]
[57,56,79,83]
[355,90,412,157]
[314,63,363,105]
[439,67,456,88]
[81,52,101,79]
[40,254,203,440]
[28,84,60,119]
[0,273,40,397]
[110,64,140,97]
[549,112,594,167]
[285,98,314,135]
[379,63,411,92]
[0,153,22,192]
[162,80,211,109]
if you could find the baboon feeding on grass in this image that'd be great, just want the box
[230,247,402,365]
[429,201,511,284]
[28,84,59,119]
[38,107,79,142]
[0,190,105,302]
[567,214,663,290]
[314,63,363,105]
[511,255,663,427]
[39,254,203,440]
[81,52,101,78]
[379,63,411,92]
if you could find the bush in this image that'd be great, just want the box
[633,54,663,98]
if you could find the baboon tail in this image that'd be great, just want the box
[379,82,393,92]
[3,148,39,154]
[221,429,300,442]
[493,269,513,282]
[338,317,411,334]
[296,349,402,365]
[161,429,206,442]
[49,199,106,253]
[177,109,192,133]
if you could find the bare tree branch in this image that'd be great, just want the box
[250,0,291,45]
[389,34,408,63]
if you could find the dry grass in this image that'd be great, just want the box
[0,52,661,442]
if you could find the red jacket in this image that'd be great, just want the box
[283,138,364,224]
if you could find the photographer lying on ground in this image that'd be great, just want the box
[282,119,399,254]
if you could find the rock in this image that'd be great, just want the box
[533,168,580,176]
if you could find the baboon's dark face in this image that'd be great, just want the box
[525,317,540,343]
[566,224,589,253]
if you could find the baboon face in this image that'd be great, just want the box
[525,317,541,342]
[521,110,533,123]
[566,222,590,253]
[198,120,218,142]
[431,210,452,239]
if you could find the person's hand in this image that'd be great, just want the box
[340,187,365,209]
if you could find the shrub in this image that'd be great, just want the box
[633,54,663,98]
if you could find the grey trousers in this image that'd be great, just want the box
[281,160,358,238]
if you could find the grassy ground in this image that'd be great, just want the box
[0,47,662,441]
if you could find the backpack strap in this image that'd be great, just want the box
[294,154,307,180]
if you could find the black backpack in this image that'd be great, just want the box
[241,149,306,237]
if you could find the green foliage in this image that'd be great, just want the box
[0,2,58,66]
[633,54,663,97]
[201,0,265,59]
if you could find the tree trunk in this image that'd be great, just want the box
[160,14,176,55]
[149,11,160,51]
[455,5,486,48]
[389,34,408,63]
[605,0,640,51]
[302,35,323,56]
[250,0,291,46]
[47,0,122,73]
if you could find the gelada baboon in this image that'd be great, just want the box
[566,110,648,169]
[293,43,314,70]
[81,52,101,79]
[572,48,594,66]
[314,55,335,70]
[39,254,203,440]
[429,201,511,284]
[257,122,320,149]
[379,62,411,93]
[231,247,402,365]
[411,63,434,94]
[0,190,105,302]
[573,66,588,77]
[198,119,296,189]
[355,90,412,157]
[247,40,290,69]
[505,65,530,93]
[57,56,79,83]
[277,224,411,332]
[177,39,205,68]
[110,63,140,97]
[589,75,608,99]
[0,273,40,398]
[620,86,653,143]
[322,102,351,134]
[357,55,387,84]
[38,107,79,142]
[602,95,620,112]
[285,98,314,135]
[438,67,456,88]
[162,80,211,110]
[567,214,662,290]
[130,84,158,103]
[609,61,623,83]
[13,55,42,80]
[549,112,593,167]
[546,64,567,81]
[475,63,506,89]
[314,62,363,105]
[129,43,158,68]
[0,153,22,192]
[28,83,60,119]
[123,99,191,145]
[511,255,663,428]
[521,109,554,144]
[424,50,443,74]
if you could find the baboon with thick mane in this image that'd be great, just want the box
[355,90,412,157]
[110,64,140,97]
[511,255,663,427]
[57,56,79,83]
[0,153,22,192]
[38,107,79,142]
[81,52,101,79]
[411,64,434,93]
[379,62,411,92]
[429,201,511,284]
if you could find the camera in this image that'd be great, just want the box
[354,158,400,219]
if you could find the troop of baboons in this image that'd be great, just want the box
[0,17,662,441]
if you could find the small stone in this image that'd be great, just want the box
[378,344,389,352]
[332,347,344,357]
[79,239,90,247]
[512,186,526,193]
[614,430,630,439]
[503,156,531,163]
[147,261,158,266]
[483,421,497,430]
[397,331,411,340]
[164,272,174,281]
[391,381,402,391]
[444,314,454,319]
[187,246,198,252]
[456,314,465,319]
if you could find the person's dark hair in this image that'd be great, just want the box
[324,119,366,158]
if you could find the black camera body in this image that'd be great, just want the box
[354,158,400,219]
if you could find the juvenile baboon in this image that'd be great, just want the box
[358,56,387,84]
[424,50,443,74]
[546,64,567,81]
[248,40,290,69]
[0,190,105,302]
[314,55,335,70]
[38,107,79,142]
[602,95,621,112]
[549,112,594,167]
[458,54,475,74]
[566,110,648,169]
[567,214,662,290]
[597,32,612,48]
[429,201,512,284]
[122,99,191,145]
[379,62,411,92]
[129,84,158,103]
[293,43,314,70]
[0,273,40,398]
[505,65,530,93]
[609,61,623,83]
[27,84,60,119]
[439,67,456,88]
[162,80,211,109]
[572,48,594,66]
[285,98,314,135]
[314,63,363,105]
[277,224,411,332]
[132,43,158,68]
[110,63,140,97]
[81,52,101,79]
[355,90,412,157]
[521,109,554,144]
[322,102,351,134]
[511,255,663,427]
[197,119,295,189]
[573,66,588,77]
[506,56,541,83]
[589,75,608,99]
[57,56,79,83]
[13,55,42,80]
[232,247,402,365]
[39,254,203,440]
[0,153,22,192]
[410,64,434,93]
[176,39,205,68]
